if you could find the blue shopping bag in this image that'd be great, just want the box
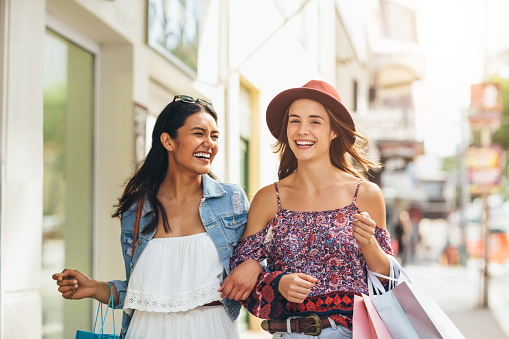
[76,283,120,339]
[76,330,119,339]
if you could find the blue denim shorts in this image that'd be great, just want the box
[271,317,352,339]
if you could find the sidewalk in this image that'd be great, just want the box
[407,218,509,339]
[405,263,509,339]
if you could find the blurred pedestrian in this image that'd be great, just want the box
[52,96,262,339]
[230,80,394,338]
[409,206,422,262]
[395,210,412,265]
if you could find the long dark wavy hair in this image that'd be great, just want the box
[272,104,380,180]
[112,100,218,234]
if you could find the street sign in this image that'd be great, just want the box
[468,110,501,130]
[466,145,504,195]
[469,83,502,131]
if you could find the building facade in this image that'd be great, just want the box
[0,0,424,337]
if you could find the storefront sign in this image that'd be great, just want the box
[377,140,425,159]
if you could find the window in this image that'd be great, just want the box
[42,29,95,339]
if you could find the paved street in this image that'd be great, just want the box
[405,263,509,339]
[239,219,509,338]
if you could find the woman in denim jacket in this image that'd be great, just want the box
[53,96,262,338]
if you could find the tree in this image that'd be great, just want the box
[490,75,509,150]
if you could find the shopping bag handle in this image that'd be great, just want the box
[92,282,116,335]
[367,255,412,297]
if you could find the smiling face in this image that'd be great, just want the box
[286,98,337,162]
[162,111,219,175]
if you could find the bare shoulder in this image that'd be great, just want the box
[357,180,383,201]
[356,180,386,228]
[253,183,278,203]
[242,183,279,239]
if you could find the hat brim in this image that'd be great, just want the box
[266,87,356,141]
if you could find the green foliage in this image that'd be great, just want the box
[471,131,481,145]
[441,154,459,172]
[488,75,509,200]
[499,158,509,201]
[489,75,509,150]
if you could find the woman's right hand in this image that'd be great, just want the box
[52,269,94,300]
[278,273,317,303]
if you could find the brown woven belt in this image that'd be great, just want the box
[202,300,222,307]
[261,314,331,336]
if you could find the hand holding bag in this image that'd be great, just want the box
[75,283,120,339]
[367,255,465,339]
[367,258,419,339]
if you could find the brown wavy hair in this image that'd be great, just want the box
[272,104,380,180]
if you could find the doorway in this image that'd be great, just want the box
[41,28,95,339]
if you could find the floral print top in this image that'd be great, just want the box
[230,180,393,329]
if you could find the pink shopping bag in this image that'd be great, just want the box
[352,294,392,339]
[353,295,375,339]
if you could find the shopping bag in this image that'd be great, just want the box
[393,280,465,339]
[367,255,465,339]
[76,330,118,339]
[370,288,419,339]
[76,283,120,339]
[352,293,392,339]
[352,294,376,338]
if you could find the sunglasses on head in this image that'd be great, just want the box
[160,95,214,131]
[173,95,213,108]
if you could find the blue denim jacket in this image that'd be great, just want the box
[109,175,249,338]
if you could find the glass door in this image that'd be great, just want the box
[41,28,95,339]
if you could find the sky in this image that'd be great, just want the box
[413,0,509,158]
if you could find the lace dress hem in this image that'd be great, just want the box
[124,282,222,315]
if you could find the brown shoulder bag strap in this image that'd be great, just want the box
[130,197,144,270]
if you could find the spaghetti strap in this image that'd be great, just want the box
[352,180,363,204]
[274,182,281,209]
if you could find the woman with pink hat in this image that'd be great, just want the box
[228,80,394,337]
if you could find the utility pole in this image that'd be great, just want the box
[467,0,504,310]
[459,108,470,267]
[480,128,491,308]
[480,0,490,308]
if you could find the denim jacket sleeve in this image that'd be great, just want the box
[107,210,133,310]
[109,279,128,309]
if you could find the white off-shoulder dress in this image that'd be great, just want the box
[123,232,239,339]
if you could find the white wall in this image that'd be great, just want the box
[229,0,339,188]
[0,0,45,337]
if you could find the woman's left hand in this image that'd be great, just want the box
[352,212,377,247]
[219,259,263,301]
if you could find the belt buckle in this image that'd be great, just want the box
[303,314,322,336]
[260,320,270,332]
